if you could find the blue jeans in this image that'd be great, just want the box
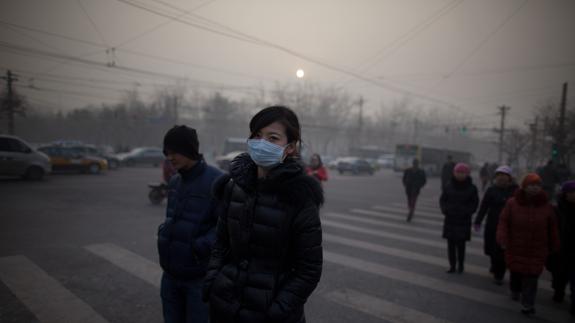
[161,272,209,323]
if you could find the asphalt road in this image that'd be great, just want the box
[0,167,572,323]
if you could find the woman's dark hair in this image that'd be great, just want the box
[311,153,323,167]
[249,106,301,153]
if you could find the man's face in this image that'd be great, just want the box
[165,150,195,170]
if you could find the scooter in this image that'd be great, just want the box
[148,182,168,205]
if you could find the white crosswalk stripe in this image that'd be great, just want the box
[324,251,565,322]
[325,289,454,323]
[327,211,482,249]
[374,205,444,219]
[352,208,443,226]
[0,255,109,323]
[323,233,553,292]
[85,243,162,288]
[322,218,485,256]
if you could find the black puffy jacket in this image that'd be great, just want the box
[474,183,518,255]
[203,153,323,323]
[440,177,479,241]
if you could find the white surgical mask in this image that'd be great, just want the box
[247,139,286,168]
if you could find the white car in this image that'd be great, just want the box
[0,135,52,180]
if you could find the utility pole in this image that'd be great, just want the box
[556,82,568,163]
[1,70,19,134]
[498,105,511,164]
[356,96,364,147]
[529,116,539,171]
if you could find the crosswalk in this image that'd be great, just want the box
[0,200,570,323]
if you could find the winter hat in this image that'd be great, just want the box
[521,173,542,188]
[163,125,201,160]
[562,180,575,194]
[495,165,513,177]
[453,163,471,175]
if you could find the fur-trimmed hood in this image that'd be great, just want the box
[213,153,324,208]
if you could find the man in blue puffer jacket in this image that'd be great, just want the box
[158,125,223,323]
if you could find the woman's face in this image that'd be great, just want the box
[310,156,320,167]
[454,172,468,181]
[494,173,510,187]
[524,184,542,196]
[252,121,295,156]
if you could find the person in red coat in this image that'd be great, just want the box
[306,153,328,184]
[497,173,560,316]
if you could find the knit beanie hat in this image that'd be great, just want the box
[453,163,470,175]
[521,173,542,188]
[495,165,513,177]
[562,180,575,194]
[163,125,201,160]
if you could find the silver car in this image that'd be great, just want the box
[0,135,52,180]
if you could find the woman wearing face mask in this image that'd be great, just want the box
[474,166,518,285]
[440,163,479,274]
[497,173,560,316]
[203,106,323,323]
[305,153,328,184]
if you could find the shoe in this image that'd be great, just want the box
[511,292,520,301]
[493,278,503,286]
[406,210,414,222]
[520,307,536,316]
[457,265,464,274]
[446,268,456,274]
[552,291,564,303]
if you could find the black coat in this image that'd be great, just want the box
[441,161,455,189]
[203,153,324,323]
[556,195,575,265]
[474,183,518,255]
[402,167,427,195]
[440,177,479,241]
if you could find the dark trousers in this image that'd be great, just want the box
[551,262,575,303]
[447,239,466,270]
[510,272,539,309]
[490,247,507,281]
[161,272,209,323]
[406,192,419,211]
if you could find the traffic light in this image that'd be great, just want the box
[552,143,559,158]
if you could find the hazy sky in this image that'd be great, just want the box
[1,0,574,128]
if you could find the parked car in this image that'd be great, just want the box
[336,157,375,175]
[68,145,120,169]
[0,135,52,180]
[116,147,164,167]
[215,151,244,171]
[377,154,395,169]
[37,145,108,174]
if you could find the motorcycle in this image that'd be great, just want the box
[148,182,168,205]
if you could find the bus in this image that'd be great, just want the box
[394,144,472,176]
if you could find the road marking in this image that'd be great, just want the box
[322,219,484,256]
[0,255,109,323]
[352,208,443,226]
[323,233,552,291]
[374,205,443,218]
[392,202,440,212]
[85,243,162,288]
[324,251,565,322]
[325,289,454,323]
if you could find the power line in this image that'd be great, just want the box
[116,0,472,112]
[0,20,269,82]
[76,0,109,47]
[353,0,463,76]
[441,0,530,81]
